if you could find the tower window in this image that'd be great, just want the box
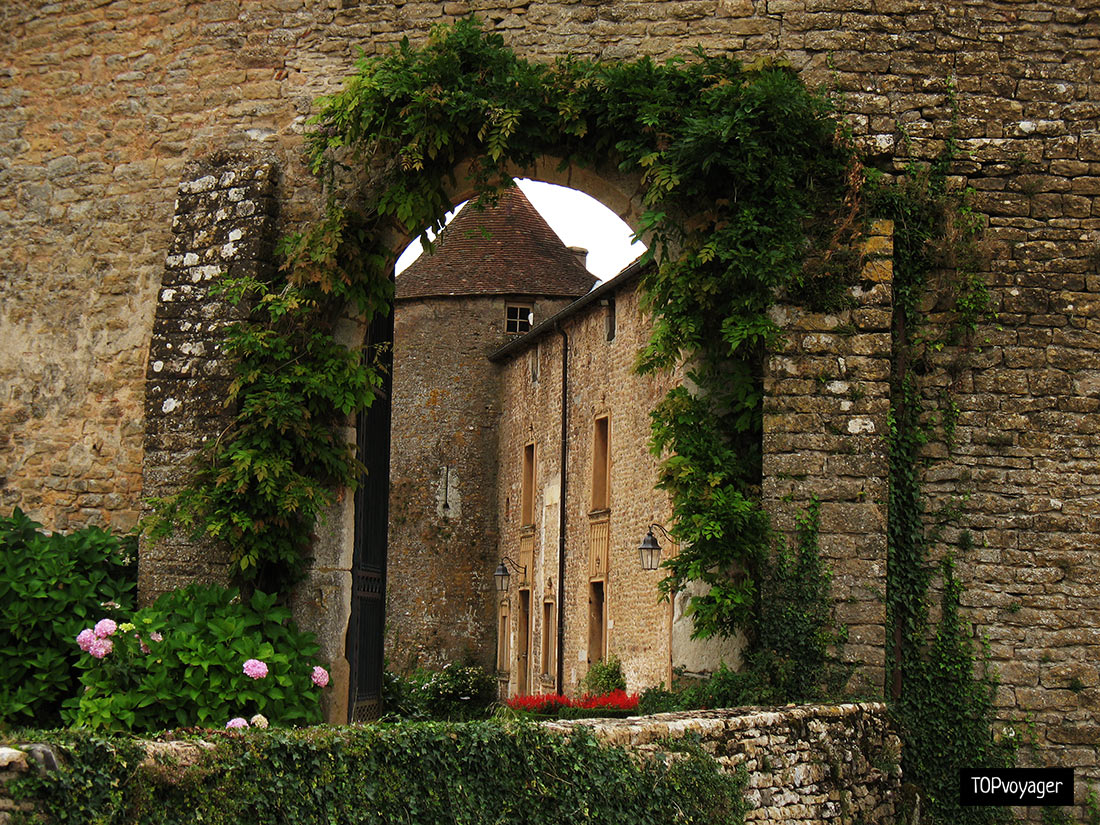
[506,304,533,333]
[521,442,536,526]
[591,416,610,511]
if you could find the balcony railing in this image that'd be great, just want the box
[518,531,535,586]
[588,514,609,579]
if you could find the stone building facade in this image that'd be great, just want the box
[0,0,1097,807]
[489,265,742,696]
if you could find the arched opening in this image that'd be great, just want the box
[345,171,659,717]
[339,166,748,715]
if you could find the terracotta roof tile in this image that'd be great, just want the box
[396,187,598,300]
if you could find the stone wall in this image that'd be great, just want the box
[1,0,1097,795]
[0,703,901,825]
[550,703,902,824]
[763,220,894,696]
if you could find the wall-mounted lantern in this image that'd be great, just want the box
[493,557,527,592]
[638,523,673,571]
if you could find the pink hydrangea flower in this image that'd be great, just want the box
[88,638,113,659]
[149,631,164,643]
[93,618,117,639]
[226,717,249,729]
[76,628,96,652]
[311,666,330,688]
[243,658,268,679]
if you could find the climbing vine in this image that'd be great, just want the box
[10,723,748,825]
[873,127,1009,822]
[152,18,862,621]
[146,262,390,591]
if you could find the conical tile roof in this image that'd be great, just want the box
[396,187,598,300]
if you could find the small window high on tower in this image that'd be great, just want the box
[506,304,533,334]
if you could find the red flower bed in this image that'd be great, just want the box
[506,693,570,714]
[506,689,639,715]
[574,689,637,711]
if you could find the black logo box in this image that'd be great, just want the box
[960,768,1074,807]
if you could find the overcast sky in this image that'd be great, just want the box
[395,178,646,282]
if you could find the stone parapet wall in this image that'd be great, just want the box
[550,702,902,824]
[0,704,899,825]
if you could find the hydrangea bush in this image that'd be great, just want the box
[66,584,328,732]
[0,509,135,728]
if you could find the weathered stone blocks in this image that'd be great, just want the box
[551,703,901,824]
[137,153,278,603]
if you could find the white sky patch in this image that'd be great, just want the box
[394,178,646,280]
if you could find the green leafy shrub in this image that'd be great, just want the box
[0,509,135,729]
[11,723,748,825]
[581,654,627,696]
[382,663,497,720]
[65,584,328,732]
[638,664,766,715]
[743,499,850,703]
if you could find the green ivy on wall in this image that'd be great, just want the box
[872,130,1008,823]
[11,723,748,825]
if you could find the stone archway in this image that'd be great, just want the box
[140,147,892,720]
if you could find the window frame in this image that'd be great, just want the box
[506,303,533,334]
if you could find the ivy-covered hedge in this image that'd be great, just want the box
[0,509,135,729]
[9,723,747,825]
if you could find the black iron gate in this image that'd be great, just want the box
[346,309,393,722]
